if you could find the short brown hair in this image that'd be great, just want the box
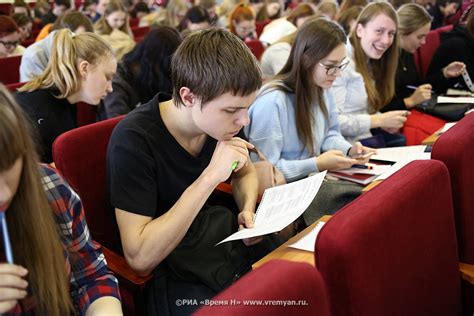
[172,28,261,106]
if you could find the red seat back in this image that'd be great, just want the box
[245,40,265,60]
[195,260,330,316]
[0,55,22,85]
[415,24,453,78]
[52,116,125,253]
[316,160,461,316]
[131,26,150,39]
[432,113,474,263]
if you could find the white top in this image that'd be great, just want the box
[260,42,291,79]
[331,44,372,143]
[259,18,296,45]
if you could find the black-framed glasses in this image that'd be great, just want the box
[0,40,19,49]
[319,60,350,76]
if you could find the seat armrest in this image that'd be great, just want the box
[460,262,474,285]
[102,246,152,287]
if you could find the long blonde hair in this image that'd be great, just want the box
[19,29,114,99]
[94,0,131,35]
[397,3,432,36]
[0,84,72,316]
[350,2,399,113]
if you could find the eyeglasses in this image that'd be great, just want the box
[0,40,19,49]
[319,60,350,76]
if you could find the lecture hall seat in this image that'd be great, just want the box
[245,40,265,61]
[0,55,22,85]
[316,160,462,316]
[52,116,151,316]
[195,260,330,316]
[432,112,474,315]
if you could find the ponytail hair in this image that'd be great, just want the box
[19,29,114,98]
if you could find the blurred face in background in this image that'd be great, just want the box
[0,32,21,57]
[399,22,430,53]
[106,10,127,29]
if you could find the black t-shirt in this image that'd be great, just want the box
[15,88,77,163]
[107,95,217,218]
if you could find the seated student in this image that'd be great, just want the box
[259,3,314,45]
[317,1,338,20]
[382,3,466,112]
[245,17,374,224]
[20,11,94,82]
[0,84,122,316]
[9,0,31,18]
[178,5,212,33]
[40,0,71,26]
[94,0,135,60]
[260,31,296,80]
[427,6,473,91]
[0,16,25,58]
[336,5,364,36]
[102,26,182,118]
[199,0,219,26]
[332,2,408,147]
[16,29,116,163]
[228,3,258,42]
[428,0,462,29]
[255,0,281,22]
[139,0,188,28]
[10,13,33,43]
[107,29,279,315]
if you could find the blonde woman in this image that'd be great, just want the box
[16,29,117,163]
[332,2,408,146]
[95,0,135,59]
[0,84,122,315]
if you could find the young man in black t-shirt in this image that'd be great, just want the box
[107,29,265,314]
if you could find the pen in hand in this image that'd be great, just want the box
[0,212,14,264]
[406,85,435,94]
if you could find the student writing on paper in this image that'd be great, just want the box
[107,29,281,315]
[245,17,375,226]
[0,85,122,316]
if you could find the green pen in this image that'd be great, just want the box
[231,161,239,171]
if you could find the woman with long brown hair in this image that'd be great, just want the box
[245,17,375,224]
[332,2,408,146]
[0,84,122,315]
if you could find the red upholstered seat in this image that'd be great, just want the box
[245,40,265,60]
[415,24,453,78]
[131,26,150,39]
[316,160,461,316]
[52,115,150,316]
[76,102,97,127]
[432,113,474,263]
[195,260,330,316]
[0,55,22,85]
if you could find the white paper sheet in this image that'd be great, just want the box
[288,221,326,252]
[437,96,474,104]
[375,153,431,181]
[438,122,457,134]
[370,145,427,162]
[217,171,327,245]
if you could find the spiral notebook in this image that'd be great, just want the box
[217,171,327,245]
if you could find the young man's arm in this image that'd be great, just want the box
[115,138,252,276]
[231,162,262,246]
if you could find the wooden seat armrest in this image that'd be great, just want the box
[102,246,152,286]
[460,262,474,284]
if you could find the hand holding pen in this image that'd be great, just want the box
[405,84,432,108]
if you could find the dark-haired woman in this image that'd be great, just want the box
[102,26,182,119]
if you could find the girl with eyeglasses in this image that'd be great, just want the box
[245,17,375,224]
[332,2,409,147]
[0,16,24,58]
[228,4,257,42]
[0,84,122,315]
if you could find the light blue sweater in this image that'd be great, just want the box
[244,86,352,182]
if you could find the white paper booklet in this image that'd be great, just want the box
[288,221,326,252]
[370,145,427,162]
[217,171,327,245]
[437,96,474,104]
[375,152,431,181]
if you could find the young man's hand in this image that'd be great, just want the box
[238,210,262,246]
[204,137,254,185]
